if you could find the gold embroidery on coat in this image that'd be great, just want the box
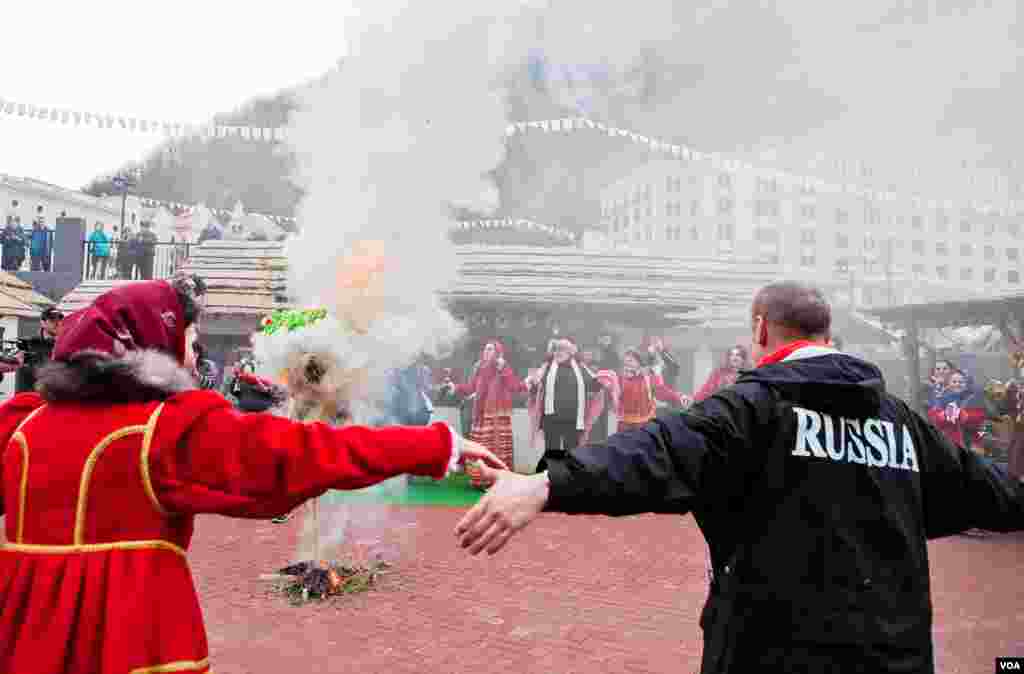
[1,539,186,558]
[140,403,169,516]
[14,434,28,543]
[74,425,147,544]
[129,656,210,673]
[10,404,46,543]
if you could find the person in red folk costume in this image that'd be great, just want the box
[927,368,985,448]
[694,344,751,402]
[615,348,691,432]
[0,274,504,674]
[445,340,526,488]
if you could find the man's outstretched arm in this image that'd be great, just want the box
[908,406,1024,537]
[456,390,760,555]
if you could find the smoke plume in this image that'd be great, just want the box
[283,1,525,386]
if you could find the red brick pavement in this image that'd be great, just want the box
[4,508,1023,672]
[185,508,1023,674]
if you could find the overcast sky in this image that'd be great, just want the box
[0,0,345,190]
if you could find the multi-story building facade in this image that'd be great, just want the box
[599,159,1023,308]
[1,174,144,231]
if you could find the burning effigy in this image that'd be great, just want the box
[253,240,450,601]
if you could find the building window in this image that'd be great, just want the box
[1008,248,1020,261]
[911,240,925,254]
[757,178,778,193]
[985,245,996,260]
[718,198,734,214]
[936,265,949,280]
[690,201,700,217]
[864,234,876,251]
[836,209,848,225]
[690,225,699,241]
[800,254,816,267]
[984,221,996,236]
[647,205,654,217]
[865,207,881,225]
[1009,222,1021,239]
[960,219,971,234]
[666,176,682,193]
[754,226,779,243]
[936,212,949,231]
[960,267,973,281]
[717,173,732,189]
[985,268,996,283]
[960,243,973,257]
[1010,270,1021,284]
[936,242,949,256]
[912,263,926,276]
[755,200,780,217]
[911,215,923,230]
[800,228,816,244]
[717,222,734,241]
[760,253,780,264]
[800,204,816,220]
[836,233,849,248]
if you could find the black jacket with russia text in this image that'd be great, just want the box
[544,348,1024,674]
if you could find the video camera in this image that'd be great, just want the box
[0,326,52,366]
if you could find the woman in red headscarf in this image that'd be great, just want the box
[693,344,751,402]
[0,275,504,674]
[446,340,526,487]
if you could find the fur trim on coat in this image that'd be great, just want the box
[36,349,197,403]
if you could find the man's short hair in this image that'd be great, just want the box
[40,307,64,322]
[752,282,831,338]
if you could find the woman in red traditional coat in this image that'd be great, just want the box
[927,368,986,449]
[614,348,690,432]
[0,276,504,674]
[693,344,750,402]
[445,340,526,487]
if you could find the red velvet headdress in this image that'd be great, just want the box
[53,280,187,364]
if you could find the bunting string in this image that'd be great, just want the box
[4,90,1020,217]
[504,117,1024,217]
[0,95,286,143]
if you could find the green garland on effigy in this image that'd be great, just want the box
[259,308,329,336]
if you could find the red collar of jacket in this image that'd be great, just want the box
[756,340,830,367]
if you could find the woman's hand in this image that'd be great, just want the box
[459,439,508,472]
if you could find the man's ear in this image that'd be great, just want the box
[756,316,768,347]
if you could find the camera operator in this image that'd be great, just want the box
[14,307,63,393]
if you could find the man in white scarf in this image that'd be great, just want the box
[526,338,603,472]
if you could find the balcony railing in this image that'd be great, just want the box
[0,228,56,273]
[81,241,191,281]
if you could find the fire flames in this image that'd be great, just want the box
[275,559,389,603]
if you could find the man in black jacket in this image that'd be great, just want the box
[455,281,1024,674]
[15,307,62,393]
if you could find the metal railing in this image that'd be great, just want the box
[81,240,191,281]
[0,228,56,273]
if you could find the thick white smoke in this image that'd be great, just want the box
[283,1,526,389]
[277,0,534,563]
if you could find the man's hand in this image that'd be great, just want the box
[459,439,508,472]
[455,467,549,556]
